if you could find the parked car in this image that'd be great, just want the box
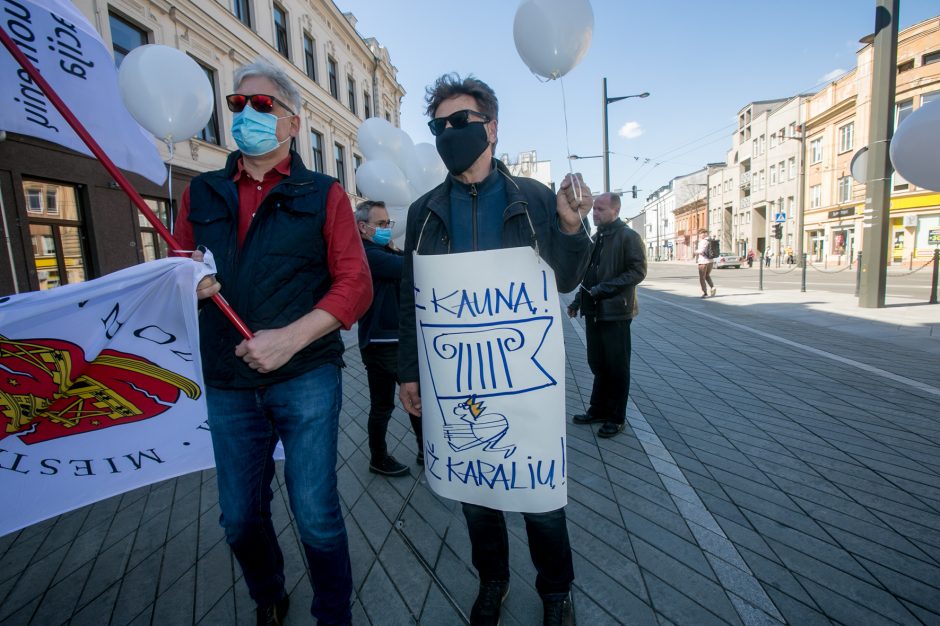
[715,252,744,269]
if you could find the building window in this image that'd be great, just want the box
[922,90,940,107]
[347,76,357,115]
[810,184,822,208]
[385,110,391,122]
[788,157,796,180]
[310,129,324,173]
[838,177,852,203]
[334,143,347,189]
[303,33,317,81]
[810,137,823,164]
[233,0,251,28]
[138,198,170,261]
[363,91,371,118]
[328,57,338,99]
[23,180,88,290]
[897,59,914,73]
[838,122,854,153]
[196,61,221,145]
[273,4,289,58]
[896,99,913,127]
[353,154,362,196]
[923,50,940,66]
[109,12,147,67]
[758,135,765,155]
[769,165,776,185]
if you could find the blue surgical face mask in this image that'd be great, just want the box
[231,105,292,156]
[371,227,392,246]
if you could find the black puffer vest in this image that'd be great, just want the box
[188,150,344,388]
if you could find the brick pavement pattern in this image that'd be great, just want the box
[1,286,938,625]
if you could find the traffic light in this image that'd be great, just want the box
[631,185,637,199]
[773,223,783,239]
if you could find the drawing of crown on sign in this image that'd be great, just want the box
[419,317,557,403]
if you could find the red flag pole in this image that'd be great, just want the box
[0,25,253,340]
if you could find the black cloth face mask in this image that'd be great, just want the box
[435,122,490,176]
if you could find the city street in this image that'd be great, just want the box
[0,281,938,625]
[645,258,938,300]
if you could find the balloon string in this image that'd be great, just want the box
[559,76,593,242]
[166,141,174,235]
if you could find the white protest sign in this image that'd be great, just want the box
[413,247,567,513]
[0,258,214,536]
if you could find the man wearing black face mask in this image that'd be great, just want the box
[398,73,593,626]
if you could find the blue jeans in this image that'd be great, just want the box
[207,364,352,624]
[462,503,574,597]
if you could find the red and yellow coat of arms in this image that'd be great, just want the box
[0,335,201,444]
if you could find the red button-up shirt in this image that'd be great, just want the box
[174,157,372,329]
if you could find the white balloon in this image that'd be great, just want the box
[890,99,940,192]
[118,45,214,144]
[355,159,413,207]
[411,142,448,196]
[358,117,409,163]
[513,0,594,80]
[386,205,409,240]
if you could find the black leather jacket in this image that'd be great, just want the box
[397,160,592,383]
[571,219,646,321]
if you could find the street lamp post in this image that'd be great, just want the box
[602,78,649,193]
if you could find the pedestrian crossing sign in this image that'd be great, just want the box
[774,212,786,223]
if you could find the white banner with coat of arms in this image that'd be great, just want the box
[0,258,214,536]
[413,247,568,513]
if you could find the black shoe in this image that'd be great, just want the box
[597,422,625,438]
[572,413,606,425]
[256,593,289,626]
[416,450,424,466]
[470,580,509,626]
[543,593,575,626]
[369,455,410,477]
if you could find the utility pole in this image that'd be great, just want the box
[859,0,899,308]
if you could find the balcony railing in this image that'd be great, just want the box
[740,172,751,188]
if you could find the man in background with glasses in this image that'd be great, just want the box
[354,200,423,478]
[174,57,371,626]
[397,73,592,626]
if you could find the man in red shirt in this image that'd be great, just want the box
[176,57,371,626]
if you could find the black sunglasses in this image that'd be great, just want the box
[427,109,491,136]
[225,93,296,115]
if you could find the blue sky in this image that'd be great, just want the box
[337,1,939,217]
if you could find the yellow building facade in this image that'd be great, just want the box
[802,16,940,265]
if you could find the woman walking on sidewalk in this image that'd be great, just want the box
[695,229,716,298]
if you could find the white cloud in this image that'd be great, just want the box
[819,68,847,83]
[618,121,643,139]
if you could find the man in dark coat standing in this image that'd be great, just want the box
[569,192,647,438]
[355,200,423,477]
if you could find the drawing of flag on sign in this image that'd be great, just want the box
[0,258,214,537]
[420,318,557,400]
[0,0,166,184]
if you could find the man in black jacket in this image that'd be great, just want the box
[398,73,592,626]
[569,192,647,438]
[355,200,422,477]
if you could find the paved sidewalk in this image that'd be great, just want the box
[1,285,938,625]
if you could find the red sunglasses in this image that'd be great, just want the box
[225,93,295,115]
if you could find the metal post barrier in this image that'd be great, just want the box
[801,253,807,293]
[759,254,764,291]
[855,251,863,297]
[930,248,939,305]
